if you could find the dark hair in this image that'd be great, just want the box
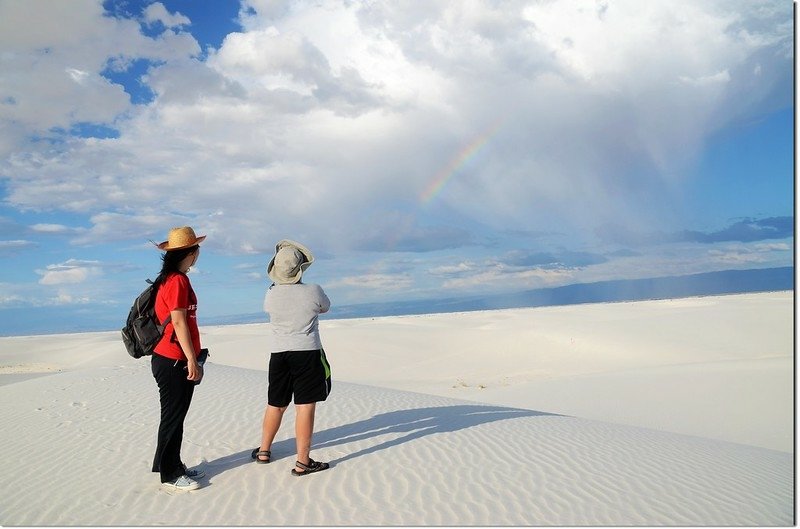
[154,245,199,286]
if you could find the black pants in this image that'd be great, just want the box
[151,353,195,483]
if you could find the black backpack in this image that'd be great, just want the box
[121,279,172,358]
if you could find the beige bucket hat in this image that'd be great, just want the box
[157,226,206,251]
[267,239,314,284]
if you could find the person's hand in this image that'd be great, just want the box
[186,360,202,382]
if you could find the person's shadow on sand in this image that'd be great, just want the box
[203,404,559,479]
[315,404,557,465]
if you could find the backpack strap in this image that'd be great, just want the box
[151,278,174,340]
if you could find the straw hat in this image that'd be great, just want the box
[157,226,206,251]
[267,239,314,284]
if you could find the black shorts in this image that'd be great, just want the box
[268,349,331,407]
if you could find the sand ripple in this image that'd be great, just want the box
[0,363,792,526]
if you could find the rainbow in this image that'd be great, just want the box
[418,118,505,204]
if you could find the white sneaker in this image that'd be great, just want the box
[162,475,200,491]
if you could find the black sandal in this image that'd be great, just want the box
[291,459,329,476]
[250,448,271,464]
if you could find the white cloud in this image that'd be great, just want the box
[144,2,191,28]
[679,70,732,87]
[0,293,24,306]
[50,292,91,305]
[39,268,90,285]
[0,0,200,145]
[754,242,790,252]
[37,259,103,285]
[30,224,75,234]
[0,0,107,49]
[0,239,37,256]
[707,249,766,265]
[72,212,182,247]
[441,265,575,292]
[0,240,35,250]
[429,262,476,275]
[0,0,792,261]
[66,68,91,84]
[706,242,793,266]
[329,273,415,291]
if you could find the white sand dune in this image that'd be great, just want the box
[0,291,793,525]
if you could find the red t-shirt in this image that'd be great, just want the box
[153,272,200,361]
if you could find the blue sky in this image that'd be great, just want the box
[0,0,794,335]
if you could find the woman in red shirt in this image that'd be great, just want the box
[151,226,206,492]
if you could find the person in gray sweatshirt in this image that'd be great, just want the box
[253,239,332,475]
